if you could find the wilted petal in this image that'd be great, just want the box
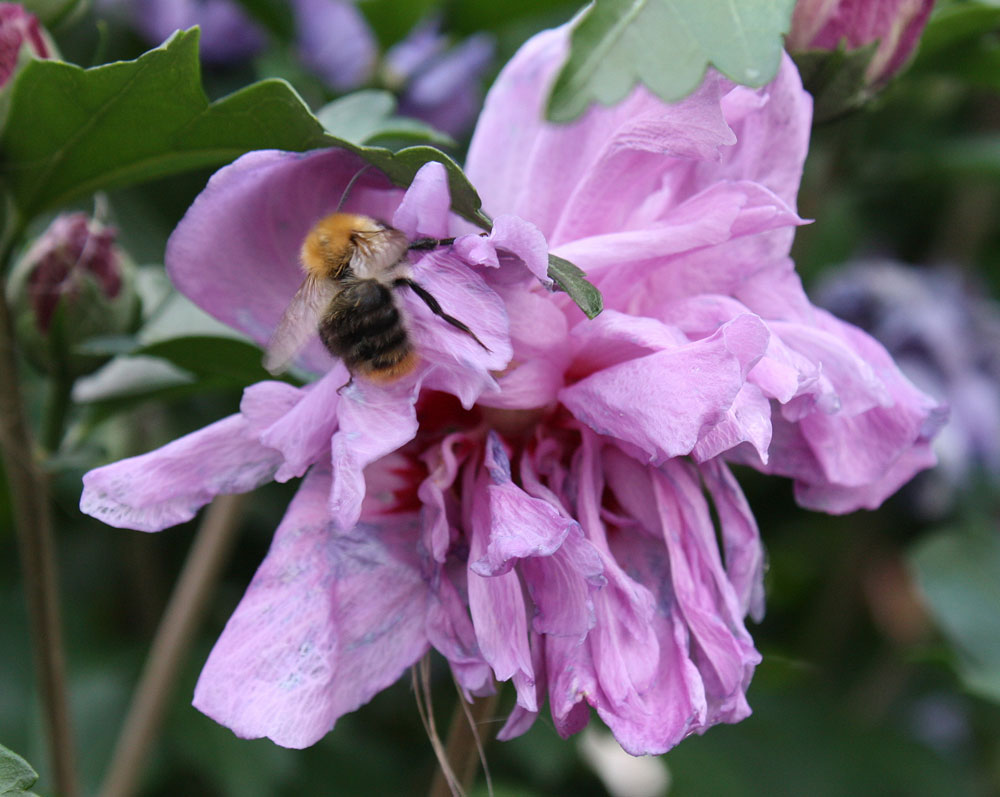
[467,464,536,709]
[426,568,493,694]
[193,468,429,748]
[700,460,766,622]
[80,414,280,532]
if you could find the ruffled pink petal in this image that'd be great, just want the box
[471,433,580,576]
[329,381,418,529]
[193,468,430,748]
[453,214,551,284]
[253,366,347,482]
[391,161,452,240]
[418,432,472,562]
[405,251,513,407]
[560,315,769,464]
[80,414,280,532]
[166,149,401,374]
[465,27,736,243]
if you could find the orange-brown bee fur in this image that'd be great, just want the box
[264,212,485,382]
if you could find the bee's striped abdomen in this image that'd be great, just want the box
[319,278,417,381]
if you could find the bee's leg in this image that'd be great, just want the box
[337,371,355,395]
[394,278,490,351]
[407,237,456,251]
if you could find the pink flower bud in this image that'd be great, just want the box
[787,0,934,85]
[8,212,140,377]
[0,2,53,87]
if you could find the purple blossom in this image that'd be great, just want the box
[291,0,375,91]
[384,19,494,138]
[817,261,1000,515]
[787,0,934,86]
[130,0,267,64]
[81,25,944,754]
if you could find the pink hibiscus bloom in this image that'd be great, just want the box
[80,25,944,754]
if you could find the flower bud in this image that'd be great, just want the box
[7,212,141,378]
[787,0,934,121]
[788,0,934,85]
[0,2,55,87]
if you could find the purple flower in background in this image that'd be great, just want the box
[787,0,935,85]
[0,2,53,86]
[383,19,494,137]
[81,24,943,754]
[131,0,266,63]
[817,261,1000,515]
[291,0,375,90]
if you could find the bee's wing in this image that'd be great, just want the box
[263,275,338,374]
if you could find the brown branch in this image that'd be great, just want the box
[0,285,79,797]
[99,493,247,797]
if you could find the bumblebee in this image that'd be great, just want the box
[264,213,485,382]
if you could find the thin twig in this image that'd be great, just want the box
[99,493,247,797]
[428,681,500,797]
[414,656,463,797]
[0,282,79,797]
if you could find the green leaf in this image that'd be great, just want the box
[0,30,489,230]
[0,30,327,223]
[316,91,455,150]
[134,335,277,385]
[0,743,39,797]
[910,520,1000,703]
[547,254,603,319]
[546,0,796,122]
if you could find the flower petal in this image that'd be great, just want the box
[80,414,280,532]
[561,314,769,463]
[391,161,452,240]
[329,381,418,529]
[193,468,429,748]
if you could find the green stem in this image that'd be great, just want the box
[42,372,73,455]
[0,281,79,797]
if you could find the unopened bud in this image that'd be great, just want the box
[7,212,141,378]
[0,2,55,87]
[787,0,934,121]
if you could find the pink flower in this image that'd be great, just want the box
[787,0,935,86]
[0,2,52,87]
[80,25,944,754]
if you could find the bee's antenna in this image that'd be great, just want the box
[336,164,373,212]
